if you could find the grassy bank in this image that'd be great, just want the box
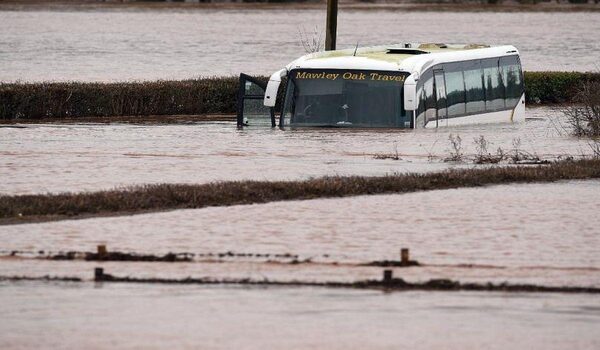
[2,158,600,225]
[1,72,599,121]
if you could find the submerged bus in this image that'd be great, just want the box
[237,43,525,129]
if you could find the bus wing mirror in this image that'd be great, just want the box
[404,75,418,111]
[264,69,287,107]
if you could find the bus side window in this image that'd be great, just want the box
[482,58,506,112]
[416,84,425,126]
[443,62,466,118]
[420,70,436,126]
[462,59,485,115]
[500,55,523,109]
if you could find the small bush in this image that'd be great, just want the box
[563,80,600,137]
[445,134,463,162]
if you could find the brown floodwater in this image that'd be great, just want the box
[0,9,599,82]
[2,179,599,286]
[1,282,600,350]
[2,109,600,347]
[0,107,593,195]
[2,6,600,348]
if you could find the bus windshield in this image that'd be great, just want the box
[281,69,410,128]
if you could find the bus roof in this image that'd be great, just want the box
[286,43,520,75]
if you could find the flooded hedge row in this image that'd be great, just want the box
[0,76,242,120]
[2,158,600,224]
[1,72,598,120]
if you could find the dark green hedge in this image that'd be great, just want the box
[0,77,244,120]
[524,71,600,104]
[1,72,599,120]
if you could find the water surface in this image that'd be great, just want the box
[1,282,599,350]
[0,108,590,195]
[1,9,599,82]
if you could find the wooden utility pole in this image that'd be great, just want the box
[325,0,338,51]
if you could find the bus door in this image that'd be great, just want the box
[433,69,447,128]
[237,73,276,128]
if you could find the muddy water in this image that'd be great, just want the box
[2,180,600,287]
[0,107,592,195]
[1,9,599,82]
[0,283,600,349]
[1,282,599,350]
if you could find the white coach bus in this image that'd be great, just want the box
[237,43,525,128]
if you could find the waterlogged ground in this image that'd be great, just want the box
[0,107,592,195]
[1,9,599,81]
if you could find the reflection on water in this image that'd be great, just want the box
[0,107,592,195]
[1,282,599,349]
[0,9,599,82]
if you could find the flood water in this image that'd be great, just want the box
[2,6,600,348]
[1,9,599,82]
[1,282,599,350]
[2,179,600,287]
[2,107,600,347]
[0,107,592,195]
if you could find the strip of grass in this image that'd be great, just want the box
[2,158,600,225]
[2,72,599,120]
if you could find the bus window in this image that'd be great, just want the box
[434,69,447,120]
[500,55,524,108]
[463,60,485,115]
[483,58,506,111]
[443,63,466,118]
[421,70,436,126]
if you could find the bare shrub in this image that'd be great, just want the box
[420,139,438,162]
[563,80,600,137]
[444,134,463,162]
[589,139,600,159]
[473,135,505,164]
[373,143,401,160]
[298,26,323,54]
[508,137,541,163]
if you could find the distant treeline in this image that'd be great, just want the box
[1,72,599,120]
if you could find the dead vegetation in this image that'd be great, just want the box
[373,142,401,160]
[298,26,323,54]
[445,134,464,162]
[6,273,599,294]
[563,80,600,137]
[2,158,600,224]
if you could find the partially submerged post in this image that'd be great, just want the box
[94,267,104,281]
[325,0,338,51]
[383,269,393,283]
[97,244,107,258]
[401,248,410,265]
